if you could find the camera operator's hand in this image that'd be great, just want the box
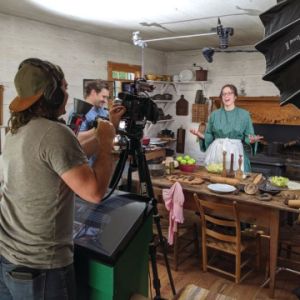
[95,119,116,152]
[109,104,126,129]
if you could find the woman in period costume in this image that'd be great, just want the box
[190,84,263,173]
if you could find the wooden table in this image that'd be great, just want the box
[130,169,300,298]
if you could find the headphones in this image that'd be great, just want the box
[19,58,65,109]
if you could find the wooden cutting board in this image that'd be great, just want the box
[167,175,204,185]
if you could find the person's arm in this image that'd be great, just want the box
[61,120,116,203]
[80,131,99,158]
[243,112,263,156]
[244,112,255,145]
[78,105,125,147]
[109,104,126,129]
[189,128,204,139]
[77,128,95,145]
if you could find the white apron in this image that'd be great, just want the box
[204,138,244,172]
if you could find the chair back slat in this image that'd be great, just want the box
[205,214,236,228]
[206,228,237,243]
[193,193,241,244]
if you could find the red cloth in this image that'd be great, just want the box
[162,182,185,245]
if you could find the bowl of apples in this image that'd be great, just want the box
[176,155,197,172]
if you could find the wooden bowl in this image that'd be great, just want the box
[179,164,197,172]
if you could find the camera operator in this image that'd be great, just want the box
[0,58,125,299]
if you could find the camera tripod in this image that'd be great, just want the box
[109,129,176,299]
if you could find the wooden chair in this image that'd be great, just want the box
[194,193,261,283]
[152,188,200,271]
[262,224,300,288]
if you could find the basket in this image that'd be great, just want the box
[192,103,209,123]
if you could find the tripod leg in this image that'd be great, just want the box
[133,143,176,296]
[149,240,162,300]
[119,137,176,297]
[152,203,176,296]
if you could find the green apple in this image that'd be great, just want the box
[180,159,187,165]
[176,156,183,161]
[184,155,190,160]
[187,160,195,165]
[191,159,196,164]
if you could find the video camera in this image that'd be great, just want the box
[116,79,159,126]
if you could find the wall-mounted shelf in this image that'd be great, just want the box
[152,100,174,103]
[144,119,175,135]
[147,119,174,124]
[147,80,208,94]
[152,100,174,109]
[147,81,174,94]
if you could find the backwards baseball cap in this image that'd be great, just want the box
[9,58,62,112]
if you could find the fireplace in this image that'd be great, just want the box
[250,124,300,180]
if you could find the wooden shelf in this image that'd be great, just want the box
[148,80,208,94]
[147,119,174,124]
[152,100,174,103]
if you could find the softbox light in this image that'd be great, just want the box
[255,0,300,108]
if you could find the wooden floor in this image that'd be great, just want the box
[149,255,299,300]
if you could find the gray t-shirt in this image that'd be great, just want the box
[0,118,87,269]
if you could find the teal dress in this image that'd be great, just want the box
[199,107,255,172]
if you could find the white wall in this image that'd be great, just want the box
[0,13,166,125]
[162,49,280,162]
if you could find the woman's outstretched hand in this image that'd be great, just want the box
[190,129,204,139]
[249,134,264,144]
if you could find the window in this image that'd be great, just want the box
[107,61,141,97]
[107,61,141,81]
